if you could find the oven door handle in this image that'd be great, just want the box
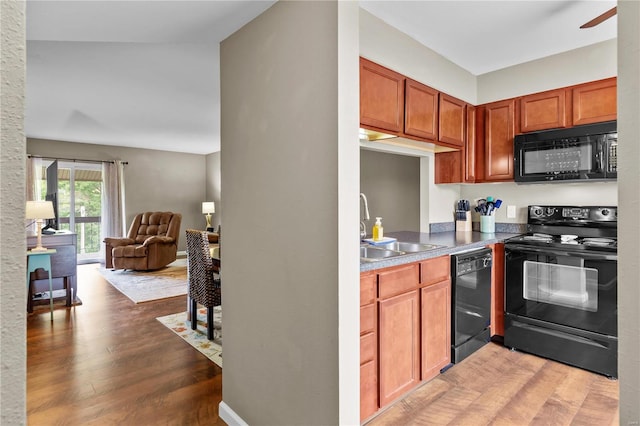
[505,243,617,261]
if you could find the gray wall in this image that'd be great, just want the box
[205,151,221,231]
[27,138,207,252]
[1,1,26,423]
[220,1,360,424]
[618,1,640,422]
[360,149,420,233]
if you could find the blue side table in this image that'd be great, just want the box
[27,249,57,321]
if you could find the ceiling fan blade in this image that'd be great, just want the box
[580,6,617,29]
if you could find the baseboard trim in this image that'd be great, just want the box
[176,250,187,259]
[219,401,248,426]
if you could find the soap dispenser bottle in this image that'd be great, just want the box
[373,217,384,241]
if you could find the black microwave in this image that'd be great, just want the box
[514,121,617,183]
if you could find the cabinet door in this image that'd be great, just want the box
[360,57,405,133]
[378,290,420,407]
[439,94,466,147]
[465,105,477,182]
[360,360,378,421]
[520,88,570,132]
[572,77,617,126]
[421,280,451,382]
[484,99,515,181]
[434,151,462,184]
[404,78,438,140]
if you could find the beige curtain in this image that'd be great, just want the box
[25,156,42,201]
[100,160,126,257]
[25,157,43,233]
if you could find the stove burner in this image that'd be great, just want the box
[522,233,553,242]
[582,237,616,247]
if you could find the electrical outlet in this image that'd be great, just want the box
[507,205,516,219]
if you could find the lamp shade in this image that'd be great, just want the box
[25,201,55,219]
[202,202,216,214]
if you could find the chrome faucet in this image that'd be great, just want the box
[360,193,370,239]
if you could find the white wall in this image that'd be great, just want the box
[205,151,221,230]
[219,1,360,424]
[461,181,617,223]
[0,1,27,423]
[617,1,640,422]
[478,39,617,104]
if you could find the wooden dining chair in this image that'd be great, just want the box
[185,229,221,340]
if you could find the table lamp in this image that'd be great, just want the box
[202,201,215,232]
[26,200,55,252]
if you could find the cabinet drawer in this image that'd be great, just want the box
[360,360,378,421]
[420,255,450,286]
[360,304,376,335]
[360,272,377,306]
[360,332,376,365]
[378,263,419,299]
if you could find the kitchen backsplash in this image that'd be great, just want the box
[430,222,527,234]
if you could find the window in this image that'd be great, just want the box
[42,160,103,263]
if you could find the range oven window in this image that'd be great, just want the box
[523,260,598,312]
[523,144,593,175]
[505,248,617,337]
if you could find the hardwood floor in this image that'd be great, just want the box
[27,263,226,425]
[28,264,619,425]
[366,341,619,426]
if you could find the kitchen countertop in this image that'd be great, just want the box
[360,230,521,272]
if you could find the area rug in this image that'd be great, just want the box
[156,307,222,368]
[99,258,188,303]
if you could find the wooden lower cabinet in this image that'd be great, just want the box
[361,256,451,422]
[378,289,421,407]
[421,280,451,381]
[360,271,378,421]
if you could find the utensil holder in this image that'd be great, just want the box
[480,215,495,233]
[456,212,472,232]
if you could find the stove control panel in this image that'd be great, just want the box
[529,205,617,222]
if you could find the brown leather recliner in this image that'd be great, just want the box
[104,212,182,271]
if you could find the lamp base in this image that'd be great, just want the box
[30,246,49,253]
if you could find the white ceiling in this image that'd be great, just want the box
[26,0,617,155]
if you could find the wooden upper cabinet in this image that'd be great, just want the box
[360,57,405,133]
[484,99,515,181]
[404,78,438,140]
[520,88,570,132]
[572,77,617,126]
[439,94,466,147]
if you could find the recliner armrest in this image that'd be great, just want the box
[104,237,135,247]
[142,235,175,246]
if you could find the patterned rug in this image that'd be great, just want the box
[99,258,188,303]
[156,307,222,368]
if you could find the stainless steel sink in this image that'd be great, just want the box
[360,240,444,262]
[375,241,443,253]
[360,245,405,262]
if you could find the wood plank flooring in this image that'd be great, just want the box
[28,264,619,425]
[366,341,619,426]
[27,263,225,425]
